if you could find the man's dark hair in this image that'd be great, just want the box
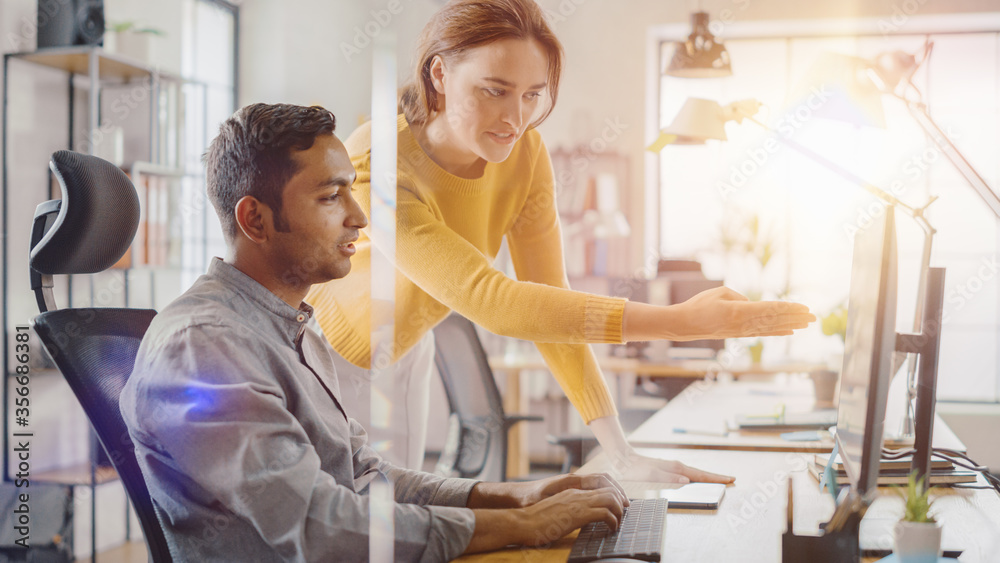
[204,103,337,241]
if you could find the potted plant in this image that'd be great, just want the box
[820,303,848,343]
[892,471,942,563]
[811,303,848,405]
[104,22,165,64]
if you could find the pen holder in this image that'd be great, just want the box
[782,513,860,563]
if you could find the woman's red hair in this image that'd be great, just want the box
[399,0,563,129]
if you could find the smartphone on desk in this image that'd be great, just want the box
[634,482,726,510]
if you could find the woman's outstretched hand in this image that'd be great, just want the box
[623,286,815,342]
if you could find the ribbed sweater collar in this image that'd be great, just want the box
[396,114,496,196]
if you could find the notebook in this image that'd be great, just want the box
[808,462,977,485]
[813,454,955,473]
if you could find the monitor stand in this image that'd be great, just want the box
[892,267,946,482]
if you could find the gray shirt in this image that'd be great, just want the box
[120,258,477,562]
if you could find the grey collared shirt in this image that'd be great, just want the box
[120,258,477,562]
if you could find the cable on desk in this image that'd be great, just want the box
[879,447,1000,496]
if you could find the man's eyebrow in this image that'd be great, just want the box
[483,77,547,90]
[314,174,355,190]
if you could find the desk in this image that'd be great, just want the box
[454,448,1000,562]
[490,355,713,478]
[489,355,825,477]
[628,378,966,453]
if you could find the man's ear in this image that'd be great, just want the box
[233,195,271,244]
[428,55,447,95]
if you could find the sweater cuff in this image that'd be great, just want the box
[583,296,627,344]
[575,382,619,424]
[430,477,479,507]
[425,505,476,562]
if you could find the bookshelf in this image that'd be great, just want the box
[0,45,188,560]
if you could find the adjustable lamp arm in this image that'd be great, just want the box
[874,41,1000,220]
[742,109,938,440]
[902,101,1000,219]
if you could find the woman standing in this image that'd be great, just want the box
[307,0,813,480]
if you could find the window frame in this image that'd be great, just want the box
[644,12,1000,404]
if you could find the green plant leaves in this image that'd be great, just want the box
[894,470,937,524]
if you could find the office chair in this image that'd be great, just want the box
[433,314,611,479]
[28,150,173,563]
[432,313,544,482]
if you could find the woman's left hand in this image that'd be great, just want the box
[611,450,735,484]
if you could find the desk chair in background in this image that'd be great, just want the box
[28,151,172,562]
[432,313,544,481]
[433,313,616,478]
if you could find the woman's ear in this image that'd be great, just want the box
[233,195,270,244]
[428,55,447,95]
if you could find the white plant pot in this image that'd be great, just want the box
[893,521,942,563]
[111,31,154,65]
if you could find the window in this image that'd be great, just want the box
[649,15,1000,402]
[179,0,238,290]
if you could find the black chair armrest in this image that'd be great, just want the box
[503,414,543,430]
[546,434,601,474]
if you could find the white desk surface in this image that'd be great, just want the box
[627,377,966,453]
[455,448,1000,562]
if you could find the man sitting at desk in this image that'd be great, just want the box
[119,103,628,562]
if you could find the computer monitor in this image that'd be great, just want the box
[835,205,898,498]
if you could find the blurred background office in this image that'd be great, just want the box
[0,0,998,560]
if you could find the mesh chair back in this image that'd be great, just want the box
[432,314,507,481]
[32,308,173,563]
[30,150,139,275]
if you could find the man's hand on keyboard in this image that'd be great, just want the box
[518,487,627,546]
[466,472,628,510]
[462,479,629,554]
[517,472,630,508]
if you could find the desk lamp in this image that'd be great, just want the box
[649,42,1000,439]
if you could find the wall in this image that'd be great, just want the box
[238,0,443,130]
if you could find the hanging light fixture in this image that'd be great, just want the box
[665,11,732,78]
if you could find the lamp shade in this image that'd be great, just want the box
[665,11,732,78]
[787,52,886,129]
[662,98,727,143]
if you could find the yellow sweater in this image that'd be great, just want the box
[306,114,626,422]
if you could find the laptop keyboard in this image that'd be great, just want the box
[567,497,667,563]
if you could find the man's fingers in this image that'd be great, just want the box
[579,488,626,529]
[591,507,620,532]
[593,473,629,506]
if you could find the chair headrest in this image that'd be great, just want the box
[29,151,140,275]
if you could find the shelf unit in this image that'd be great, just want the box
[2,45,184,561]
